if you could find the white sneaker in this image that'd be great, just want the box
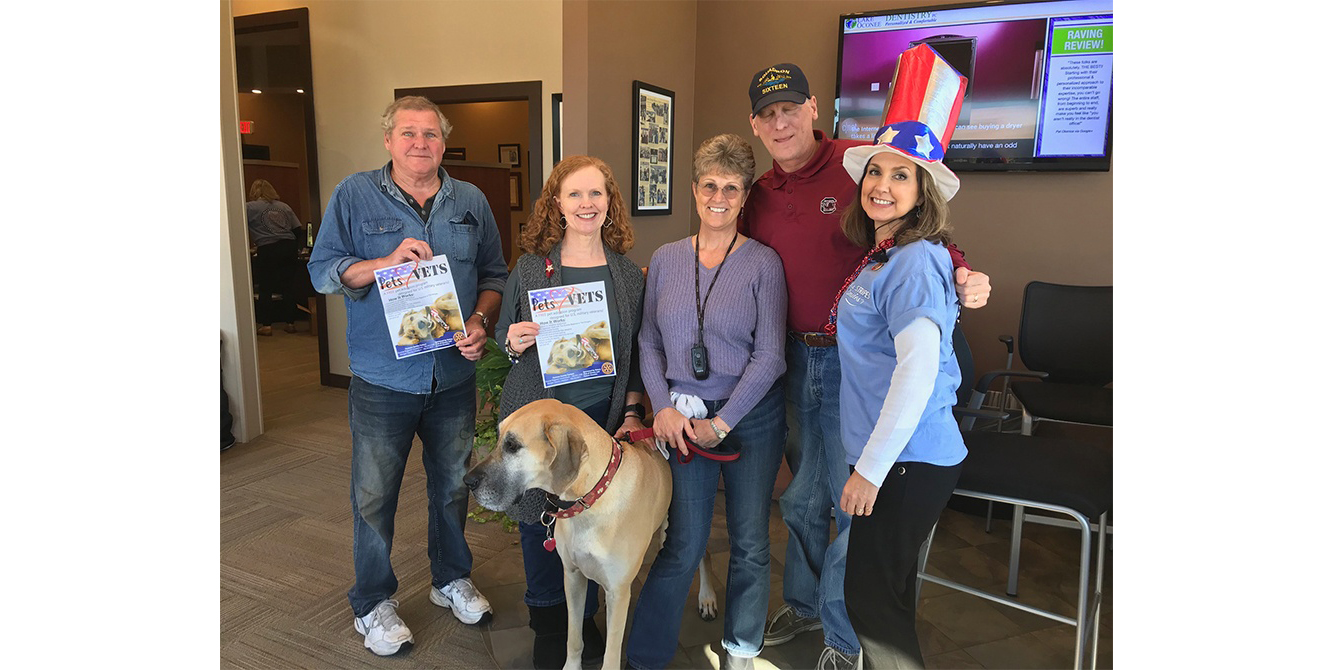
[354,599,413,656]
[817,646,863,670]
[430,577,493,624]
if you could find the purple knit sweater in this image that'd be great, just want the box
[639,237,787,429]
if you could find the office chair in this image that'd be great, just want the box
[1006,281,1112,435]
[918,325,1112,669]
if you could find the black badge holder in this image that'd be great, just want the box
[692,230,739,381]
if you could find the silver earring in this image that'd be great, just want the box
[559,215,568,230]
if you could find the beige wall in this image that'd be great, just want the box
[437,100,532,262]
[576,0,699,267]
[228,0,564,378]
[691,0,1113,378]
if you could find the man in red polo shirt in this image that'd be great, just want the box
[739,62,991,670]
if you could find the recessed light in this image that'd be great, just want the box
[296,88,305,93]
[251,89,262,94]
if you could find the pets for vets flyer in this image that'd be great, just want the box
[528,281,617,388]
[373,257,466,359]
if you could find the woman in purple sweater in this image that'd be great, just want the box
[625,134,787,670]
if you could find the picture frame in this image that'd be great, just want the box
[631,80,674,216]
[498,143,521,168]
[552,93,563,166]
[442,147,466,161]
[509,172,523,210]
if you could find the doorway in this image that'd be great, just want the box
[232,8,333,411]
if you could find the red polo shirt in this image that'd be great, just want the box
[740,130,969,333]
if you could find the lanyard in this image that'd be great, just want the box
[694,231,739,345]
[825,237,896,336]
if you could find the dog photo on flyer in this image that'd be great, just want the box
[373,257,467,359]
[527,281,617,388]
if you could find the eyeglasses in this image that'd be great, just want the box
[696,181,745,200]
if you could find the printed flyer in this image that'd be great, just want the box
[528,281,616,388]
[374,257,467,360]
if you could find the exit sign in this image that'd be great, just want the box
[239,120,254,134]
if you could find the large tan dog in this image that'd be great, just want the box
[544,320,614,375]
[464,399,670,670]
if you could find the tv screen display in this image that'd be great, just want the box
[835,0,1112,171]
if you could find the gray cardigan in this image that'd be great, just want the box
[495,241,645,522]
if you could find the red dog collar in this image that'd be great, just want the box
[541,440,623,551]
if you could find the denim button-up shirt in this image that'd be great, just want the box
[308,162,509,394]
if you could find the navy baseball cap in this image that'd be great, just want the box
[749,63,811,115]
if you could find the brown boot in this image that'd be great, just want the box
[257,325,273,336]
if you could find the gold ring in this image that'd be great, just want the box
[972,295,979,303]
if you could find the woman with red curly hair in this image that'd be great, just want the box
[493,155,647,669]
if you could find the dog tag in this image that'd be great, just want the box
[543,538,557,552]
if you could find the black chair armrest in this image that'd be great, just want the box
[975,369,1048,394]
[954,406,1009,422]
[998,334,1014,354]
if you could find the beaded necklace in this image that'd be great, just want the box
[824,236,896,336]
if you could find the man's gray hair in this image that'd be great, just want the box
[380,96,452,139]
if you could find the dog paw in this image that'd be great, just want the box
[697,596,718,621]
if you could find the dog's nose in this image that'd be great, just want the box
[463,469,483,490]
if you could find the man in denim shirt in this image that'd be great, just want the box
[308,96,508,656]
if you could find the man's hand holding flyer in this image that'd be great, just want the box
[374,257,467,360]
[528,281,616,388]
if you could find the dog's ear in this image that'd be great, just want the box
[544,416,586,493]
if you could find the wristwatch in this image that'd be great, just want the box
[709,417,728,440]
[623,403,645,420]
[472,311,490,331]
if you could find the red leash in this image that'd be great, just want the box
[622,428,740,464]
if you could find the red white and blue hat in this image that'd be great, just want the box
[843,44,968,201]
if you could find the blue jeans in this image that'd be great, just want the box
[347,374,477,618]
[516,398,609,618]
[778,339,858,655]
[626,383,785,668]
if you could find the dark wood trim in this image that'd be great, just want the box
[552,93,562,165]
[395,81,544,214]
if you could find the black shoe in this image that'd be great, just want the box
[528,605,567,670]
[581,616,605,666]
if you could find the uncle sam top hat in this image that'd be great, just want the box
[843,44,967,201]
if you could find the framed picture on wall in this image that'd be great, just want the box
[509,172,523,210]
[498,144,521,168]
[552,93,563,166]
[443,147,466,161]
[631,80,673,216]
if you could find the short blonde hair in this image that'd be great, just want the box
[248,179,280,202]
[692,133,756,190]
[380,96,452,139]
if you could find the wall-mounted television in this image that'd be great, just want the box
[835,0,1112,171]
